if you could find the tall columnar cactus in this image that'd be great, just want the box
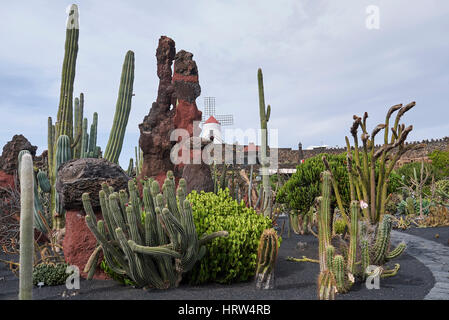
[82,172,228,289]
[255,228,279,289]
[257,68,272,217]
[342,102,416,224]
[54,135,72,229]
[73,93,84,158]
[56,4,79,142]
[346,200,359,275]
[18,151,50,233]
[104,50,135,164]
[317,171,332,272]
[316,168,406,299]
[81,117,88,158]
[88,112,98,154]
[18,153,34,300]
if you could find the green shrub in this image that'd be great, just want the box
[429,150,449,178]
[277,152,406,215]
[276,153,350,214]
[32,263,71,286]
[333,219,347,235]
[186,188,273,284]
[394,161,438,186]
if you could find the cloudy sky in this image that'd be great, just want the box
[1,0,448,167]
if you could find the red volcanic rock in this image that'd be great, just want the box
[0,170,14,189]
[63,210,108,280]
[138,37,210,191]
[0,135,37,175]
[139,36,176,183]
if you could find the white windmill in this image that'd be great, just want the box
[200,97,234,144]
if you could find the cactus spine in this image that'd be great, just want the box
[104,50,135,164]
[257,68,272,217]
[18,153,34,300]
[255,228,279,289]
[82,172,228,288]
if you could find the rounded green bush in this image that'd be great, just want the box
[186,188,273,284]
[276,153,350,213]
[277,152,402,214]
[32,263,71,286]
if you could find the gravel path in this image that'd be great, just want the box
[0,227,434,300]
[391,229,449,300]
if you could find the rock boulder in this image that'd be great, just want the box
[56,158,130,211]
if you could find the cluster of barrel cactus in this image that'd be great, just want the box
[255,228,279,289]
[317,171,406,300]
[82,172,229,289]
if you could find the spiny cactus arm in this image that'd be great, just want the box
[386,242,406,260]
[98,190,118,242]
[143,186,159,246]
[127,240,182,259]
[47,117,55,180]
[255,229,278,287]
[160,208,185,251]
[286,256,319,263]
[81,193,98,225]
[118,190,128,216]
[325,246,335,271]
[18,153,34,300]
[322,156,349,225]
[37,170,51,193]
[99,216,128,275]
[198,231,229,246]
[390,102,415,144]
[163,180,180,221]
[125,206,143,245]
[88,112,98,153]
[104,51,135,164]
[56,4,79,141]
[114,228,145,286]
[109,193,130,236]
[372,215,393,265]
[84,215,128,269]
[127,158,134,176]
[318,270,337,300]
[176,187,186,221]
[332,255,348,294]
[84,244,101,280]
[80,118,87,158]
[347,201,359,274]
[380,264,400,278]
[73,93,84,158]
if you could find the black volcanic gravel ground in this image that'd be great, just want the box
[0,220,435,300]
[397,225,449,247]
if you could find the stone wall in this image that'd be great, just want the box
[207,136,449,169]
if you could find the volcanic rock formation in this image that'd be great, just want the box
[0,134,37,175]
[138,36,206,188]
